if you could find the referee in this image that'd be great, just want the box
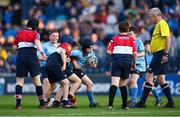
[135,8,175,108]
[13,17,47,110]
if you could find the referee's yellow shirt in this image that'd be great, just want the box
[150,19,170,53]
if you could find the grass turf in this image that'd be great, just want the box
[0,95,179,116]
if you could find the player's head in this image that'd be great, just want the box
[72,41,80,50]
[60,34,74,46]
[118,21,129,33]
[49,29,59,44]
[129,26,138,39]
[26,17,39,30]
[148,7,162,24]
[144,40,151,52]
[82,39,93,53]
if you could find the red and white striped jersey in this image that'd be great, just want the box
[107,35,137,55]
[107,35,137,65]
[13,29,40,49]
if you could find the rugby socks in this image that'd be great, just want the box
[15,85,22,107]
[86,90,95,104]
[140,82,153,104]
[108,85,117,107]
[130,87,138,103]
[120,86,128,107]
[35,86,45,106]
[161,83,174,104]
[151,88,161,102]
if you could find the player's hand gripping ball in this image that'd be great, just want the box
[87,54,98,68]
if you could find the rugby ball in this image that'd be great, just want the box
[87,54,98,66]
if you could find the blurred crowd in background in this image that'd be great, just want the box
[0,0,180,74]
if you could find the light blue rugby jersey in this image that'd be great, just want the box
[70,50,95,67]
[40,41,60,67]
[135,38,146,72]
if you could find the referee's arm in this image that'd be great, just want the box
[164,36,171,54]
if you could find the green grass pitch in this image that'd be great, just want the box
[0,95,179,116]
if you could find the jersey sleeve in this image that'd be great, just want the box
[13,33,19,46]
[34,32,40,41]
[107,39,114,53]
[131,38,137,52]
[138,40,145,52]
[70,50,80,61]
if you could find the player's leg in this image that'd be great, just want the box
[15,77,24,110]
[65,68,81,105]
[44,83,56,100]
[29,55,47,109]
[135,71,154,107]
[60,78,70,107]
[158,75,175,108]
[151,86,161,106]
[128,73,139,107]
[119,78,129,110]
[40,66,50,96]
[119,65,131,110]
[127,74,132,102]
[15,55,27,110]
[42,78,50,96]
[67,73,81,106]
[32,74,46,109]
[107,76,120,109]
[82,75,98,107]
[107,62,121,110]
[51,87,63,107]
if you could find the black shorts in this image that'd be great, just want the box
[111,62,131,79]
[40,66,48,79]
[130,70,146,78]
[46,65,67,84]
[65,67,74,78]
[148,50,167,75]
[73,69,85,79]
[16,55,40,77]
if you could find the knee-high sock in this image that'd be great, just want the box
[140,82,152,104]
[36,86,45,106]
[130,87,138,103]
[120,86,128,107]
[161,83,174,104]
[108,85,117,107]
[86,90,95,104]
[15,85,22,107]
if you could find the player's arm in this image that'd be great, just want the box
[137,41,145,57]
[138,51,145,57]
[107,40,114,55]
[132,39,137,70]
[13,33,18,50]
[59,48,67,71]
[34,33,46,59]
[160,23,171,63]
[161,36,171,63]
[71,57,82,69]
[164,36,171,54]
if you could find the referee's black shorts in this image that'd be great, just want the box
[16,54,40,78]
[148,50,167,75]
[111,62,131,79]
